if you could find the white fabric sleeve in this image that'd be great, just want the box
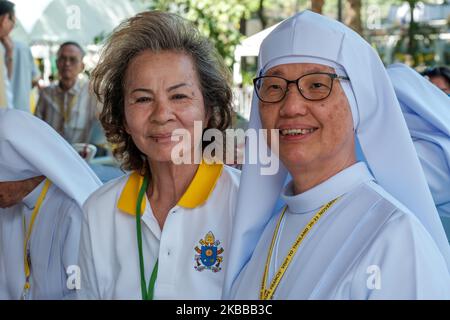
[59,200,83,299]
[347,211,450,299]
[76,203,101,299]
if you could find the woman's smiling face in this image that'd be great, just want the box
[258,63,355,173]
[123,50,207,163]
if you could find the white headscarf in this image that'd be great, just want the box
[223,10,450,296]
[387,63,450,215]
[0,109,102,207]
[387,63,450,175]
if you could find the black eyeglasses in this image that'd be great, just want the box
[253,72,350,103]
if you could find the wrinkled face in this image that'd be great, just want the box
[258,63,355,172]
[0,176,45,208]
[56,45,84,81]
[123,50,207,163]
[429,76,450,95]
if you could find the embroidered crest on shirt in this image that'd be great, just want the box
[194,231,224,272]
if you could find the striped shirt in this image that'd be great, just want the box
[35,78,99,144]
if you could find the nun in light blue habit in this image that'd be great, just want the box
[387,63,450,244]
[0,109,102,300]
[223,11,450,300]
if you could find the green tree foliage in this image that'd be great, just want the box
[147,0,262,68]
[392,0,444,67]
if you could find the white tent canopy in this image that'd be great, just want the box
[233,22,280,84]
[13,0,53,33]
[387,2,450,24]
[12,0,148,45]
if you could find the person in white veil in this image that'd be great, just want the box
[223,11,450,299]
[387,63,450,244]
[0,109,102,299]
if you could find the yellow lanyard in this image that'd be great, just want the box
[22,179,52,295]
[260,198,339,300]
[57,92,78,124]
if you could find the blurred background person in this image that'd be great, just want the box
[0,0,15,109]
[422,66,450,96]
[34,41,100,145]
[11,39,40,112]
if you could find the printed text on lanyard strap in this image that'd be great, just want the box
[260,198,339,300]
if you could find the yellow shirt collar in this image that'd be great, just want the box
[117,162,224,216]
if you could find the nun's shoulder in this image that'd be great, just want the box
[341,182,450,298]
[363,180,413,214]
[356,180,443,252]
[356,181,448,269]
[347,210,450,298]
[0,109,35,138]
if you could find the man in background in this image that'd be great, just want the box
[35,41,100,145]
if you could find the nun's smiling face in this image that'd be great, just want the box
[258,63,356,192]
[0,176,45,208]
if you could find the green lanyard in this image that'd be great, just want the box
[136,175,158,300]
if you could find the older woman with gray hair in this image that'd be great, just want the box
[77,11,240,299]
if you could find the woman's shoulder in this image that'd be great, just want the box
[82,173,132,211]
[220,165,241,187]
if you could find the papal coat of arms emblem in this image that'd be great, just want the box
[194,231,224,272]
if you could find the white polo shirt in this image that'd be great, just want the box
[0,181,83,300]
[78,163,240,299]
